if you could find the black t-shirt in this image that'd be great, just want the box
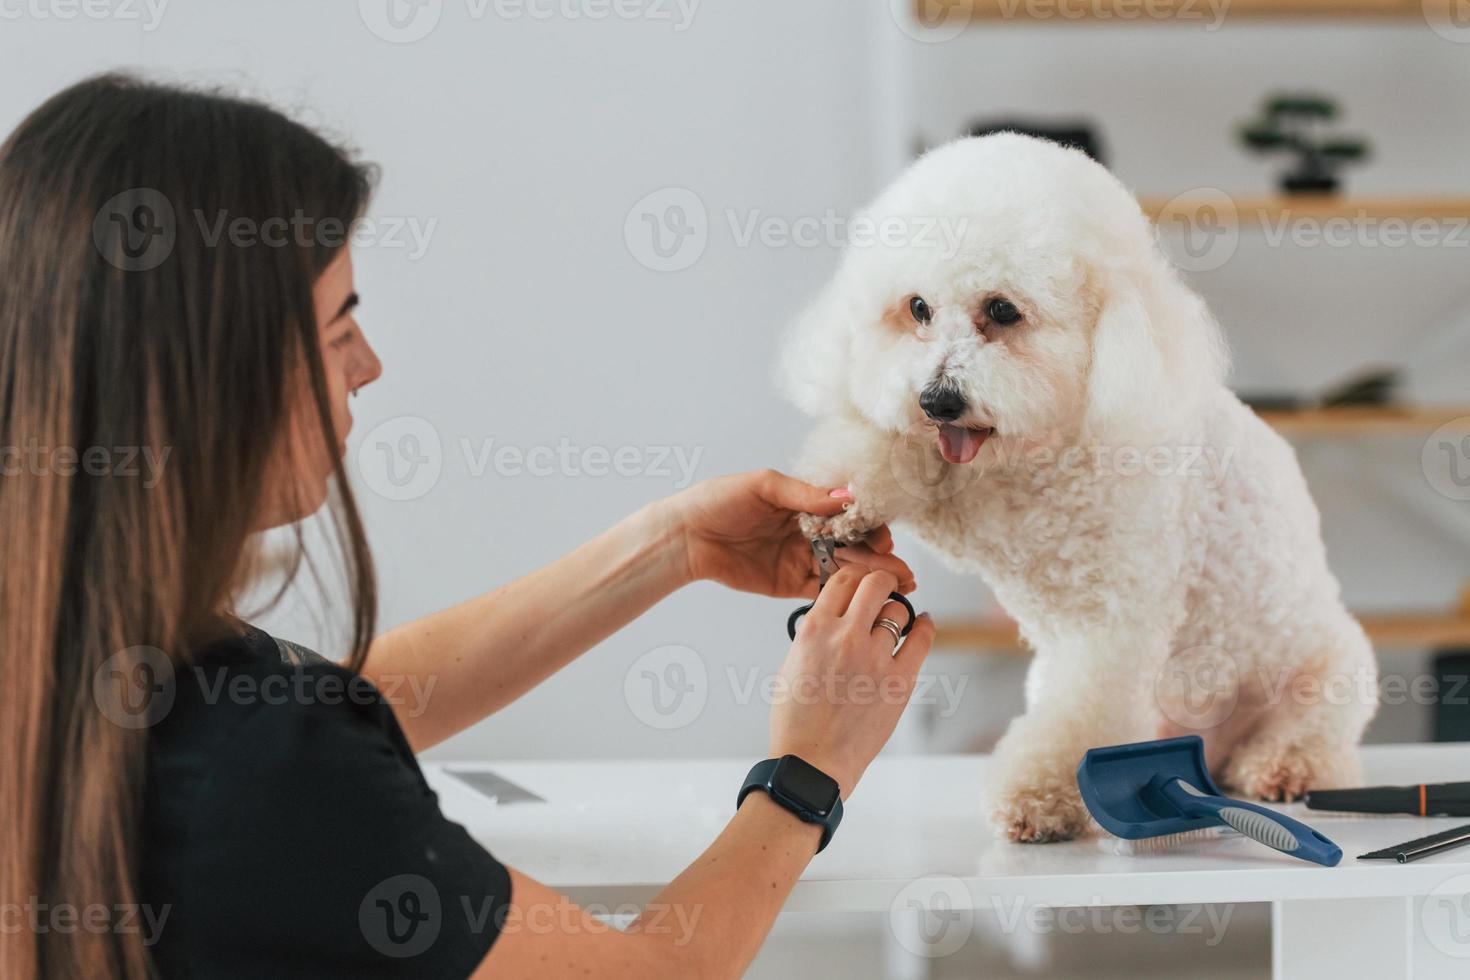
[141,626,512,978]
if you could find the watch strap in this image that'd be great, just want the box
[737,758,844,854]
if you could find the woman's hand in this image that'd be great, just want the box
[663,470,915,599]
[768,566,937,797]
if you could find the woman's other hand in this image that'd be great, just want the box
[663,470,915,599]
[768,567,937,798]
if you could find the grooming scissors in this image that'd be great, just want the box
[786,538,916,642]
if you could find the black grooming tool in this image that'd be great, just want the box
[787,538,915,643]
[1358,823,1470,864]
[1306,782,1470,818]
[967,119,1107,165]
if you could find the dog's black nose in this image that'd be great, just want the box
[920,385,967,423]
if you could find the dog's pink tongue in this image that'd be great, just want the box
[938,424,988,465]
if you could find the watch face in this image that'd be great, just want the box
[772,756,839,818]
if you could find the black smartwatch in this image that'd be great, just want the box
[737,755,844,853]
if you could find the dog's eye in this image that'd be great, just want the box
[986,298,1022,326]
[909,296,933,325]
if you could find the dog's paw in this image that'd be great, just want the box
[798,507,881,546]
[988,778,1092,843]
[1222,739,1362,803]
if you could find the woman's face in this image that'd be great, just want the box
[257,249,382,529]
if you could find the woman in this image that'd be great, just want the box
[0,74,935,979]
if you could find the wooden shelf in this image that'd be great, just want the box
[933,620,1031,655]
[1258,406,1470,436]
[1142,196,1470,225]
[1359,613,1470,649]
[936,612,1470,654]
[924,0,1431,22]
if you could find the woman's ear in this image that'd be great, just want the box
[776,276,855,418]
[1084,261,1228,444]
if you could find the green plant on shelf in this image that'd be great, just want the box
[1238,95,1370,195]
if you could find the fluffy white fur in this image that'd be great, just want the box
[777,134,1379,843]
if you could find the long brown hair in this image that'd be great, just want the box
[0,74,378,979]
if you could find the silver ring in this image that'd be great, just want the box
[874,618,902,647]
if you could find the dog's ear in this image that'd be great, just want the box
[1084,261,1227,443]
[776,277,856,418]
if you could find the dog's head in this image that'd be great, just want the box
[778,134,1227,462]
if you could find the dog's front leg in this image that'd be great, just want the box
[792,416,911,545]
[987,624,1169,842]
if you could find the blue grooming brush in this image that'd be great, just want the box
[1077,735,1342,867]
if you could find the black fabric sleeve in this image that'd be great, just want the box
[171,667,511,979]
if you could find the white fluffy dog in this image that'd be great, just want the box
[778,134,1379,843]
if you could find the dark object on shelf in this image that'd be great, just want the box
[1239,393,1308,412]
[1320,367,1399,408]
[968,119,1106,165]
[1307,782,1470,817]
[1238,94,1370,195]
[1239,366,1400,414]
[1432,650,1470,742]
[1359,823,1470,864]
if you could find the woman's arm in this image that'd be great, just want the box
[361,499,685,750]
[487,794,820,979]
[476,568,938,979]
[361,471,914,750]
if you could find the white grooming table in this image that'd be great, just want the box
[427,744,1470,980]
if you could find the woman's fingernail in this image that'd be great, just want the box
[828,488,853,500]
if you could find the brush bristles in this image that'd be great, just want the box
[1098,826,1240,855]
